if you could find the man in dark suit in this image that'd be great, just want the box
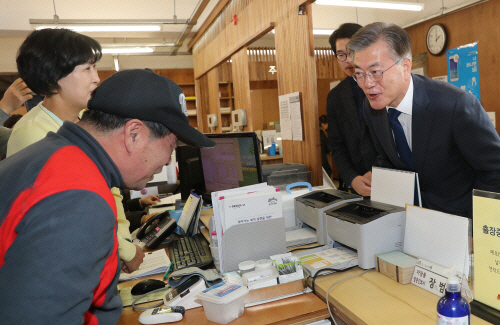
[347,22,500,217]
[327,23,378,196]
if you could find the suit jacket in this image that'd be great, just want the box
[364,74,500,217]
[327,77,377,186]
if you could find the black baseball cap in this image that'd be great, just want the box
[88,68,215,148]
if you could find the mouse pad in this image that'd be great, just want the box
[119,287,170,307]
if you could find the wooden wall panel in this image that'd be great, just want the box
[274,1,321,186]
[192,0,322,185]
[207,68,222,133]
[192,0,298,79]
[405,0,500,128]
[196,76,210,133]
[231,46,253,131]
[250,88,280,131]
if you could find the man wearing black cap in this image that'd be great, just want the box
[0,69,215,324]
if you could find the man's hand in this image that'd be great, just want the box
[0,78,33,114]
[139,195,160,207]
[141,213,158,225]
[351,174,372,197]
[121,245,145,273]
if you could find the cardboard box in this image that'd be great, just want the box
[375,251,417,285]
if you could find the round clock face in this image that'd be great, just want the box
[427,24,447,55]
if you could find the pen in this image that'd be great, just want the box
[163,262,174,281]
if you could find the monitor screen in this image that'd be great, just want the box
[200,132,263,193]
[176,143,205,200]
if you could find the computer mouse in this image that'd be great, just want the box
[131,279,166,296]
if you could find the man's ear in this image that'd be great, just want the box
[123,119,148,155]
[403,58,412,80]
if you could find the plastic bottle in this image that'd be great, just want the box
[436,277,470,325]
[268,140,276,156]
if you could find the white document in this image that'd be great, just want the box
[279,94,293,140]
[262,130,277,148]
[119,249,171,282]
[404,205,470,278]
[371,166,421,208]
[157,193,181,206]
[221,191,282,232]
[288,92,303,141]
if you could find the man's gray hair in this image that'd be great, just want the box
[347,22,412,62]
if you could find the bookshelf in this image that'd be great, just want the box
[219,81,234,132]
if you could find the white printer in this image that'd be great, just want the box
[289,189,362,247]
[324,200,406,269]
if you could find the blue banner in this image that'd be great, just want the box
[446,42,480,101]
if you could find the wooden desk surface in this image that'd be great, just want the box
[312,268,492,325]
[118,248,329,325]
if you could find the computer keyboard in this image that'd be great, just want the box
[168,233,213,271]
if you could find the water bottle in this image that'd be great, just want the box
[268,141,276,156]
[436,277,470,325]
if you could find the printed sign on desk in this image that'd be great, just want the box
[446,42,480,101]
[472,190,500,312]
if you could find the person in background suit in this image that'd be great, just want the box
[327,23,377,196]
[347,22,500,218]
[319,115,333,178]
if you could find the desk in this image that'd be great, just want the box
[312,267,492,325]
[260,155,284,165]
[118,248,329,325]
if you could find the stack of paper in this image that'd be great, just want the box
[119,249,171,282]
[177,193,203,236]
[211,183,283,272]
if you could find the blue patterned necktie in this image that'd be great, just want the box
[388,108,414,170]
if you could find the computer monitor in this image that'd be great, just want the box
[200,132,263,194]
[176,143,205,200]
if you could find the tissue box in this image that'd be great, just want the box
[375,251,417,284]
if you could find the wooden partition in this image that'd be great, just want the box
[192,0,322,185]
[231,46,253,131]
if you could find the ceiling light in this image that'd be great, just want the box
[30,19,189,32]
[315,0,424,11]
[102,47,154,54]
[34,25,162,32]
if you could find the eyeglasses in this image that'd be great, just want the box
[335,52,348,62]
[352,59,402,84]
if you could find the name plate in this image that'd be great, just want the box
[411,258,472,298]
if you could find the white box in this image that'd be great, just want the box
[198,282,249,324]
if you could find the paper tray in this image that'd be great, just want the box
[214,217,287,273]
[244,278,307,307]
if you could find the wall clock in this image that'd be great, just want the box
[426,23,447,56]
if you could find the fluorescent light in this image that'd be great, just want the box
[102,47,154,54]
[113,56,119,72]
[315,0,424,11]
[34,25,162,32]
[313,29,335,35]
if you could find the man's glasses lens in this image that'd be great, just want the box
[336,53,347,62]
